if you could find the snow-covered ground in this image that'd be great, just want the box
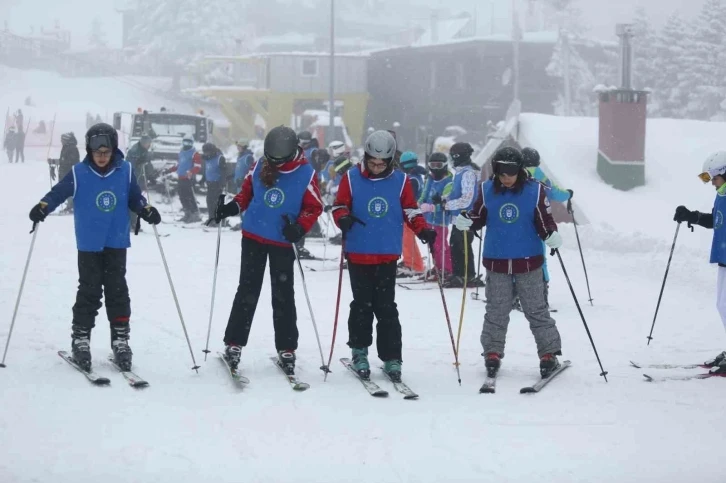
[2,92,726,481]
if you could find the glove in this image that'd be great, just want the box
[454,213,473,231]
[431,193,443,205]
[420,203,435,213]
[545,231,563,249]
[417,228,437,245]
[324,205,333,213]
[338,215,355,234]
[282,222,306,243]
[215,201,241,222]
[139,205,161,225]
[567,189,573,200]
[673,205,699,224]
[29,202,49,223]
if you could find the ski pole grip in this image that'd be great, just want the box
[134,214,141,236]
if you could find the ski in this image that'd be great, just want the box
[58,350,111,386]
[305,266,344,272]
[218,352,250,385]
[642,372,726,382]
[479,375,497,394]
[380,367,418,399]
[630,360,707,370]
[270,357,310,391]
[520,360,572,394]
[397,283,438,291]
[107,355,149,388]
[340,358,388,397]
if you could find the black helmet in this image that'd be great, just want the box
[265,126,299,165]
[61,132,77,146]
[521,147,540,168]
[450,142,474,167]
[491,147,523,176]
[427,152,448,172]
[202,142,217,156]
[85,123,118,156]
[297,130,313,145]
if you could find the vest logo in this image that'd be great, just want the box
[263,187,285,208]
[96,191,117,213]
[499,203,519,224]
[368,197,389,218]
[716,210,724,230]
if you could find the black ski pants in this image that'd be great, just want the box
[224,237,298,350]
[205,180,223,219]
[178,178,198,214]
[72,248,131,333]
[347,261,402,362]
[450,226,475,280]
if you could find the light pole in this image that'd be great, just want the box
[511,0,520,102]
[328,0,335,144]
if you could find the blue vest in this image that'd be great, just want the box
[178,148,195,178]
[242,161,315,244]
[407,173,424,201]
[422,175,452,226]
[483,180,544,259]
[345,168,406,256]
[235,152,253,182]
[73,161,132,252]
[204,154,222,182]
[448,165,476,212]
[710,191,726,264]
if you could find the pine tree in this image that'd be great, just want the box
[88,17,107,50]
[631,7,660,115]
[653,12,693,118]
[546,32,596,116]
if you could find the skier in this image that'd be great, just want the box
[200,142,227,227]
[48,132,81,214]
[398,151,426,276]
[331,130,436,381]
[209,126,323,374]
[27,123,162,372]
[230,138,255,231]
[673,151,726,375]
[419,152,453,280]
[454,147,563,378]
[4,126,16,162]
[126,135,152,230]
[169,135,201,223]
[443,142,481,288]
[521,146,573,309]
[14,128,25,163]
[293,130,322,256]
[325,153,353,246]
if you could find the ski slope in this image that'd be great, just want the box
[1,120,726,480]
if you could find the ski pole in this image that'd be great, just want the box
[430,245,461,385]
[471,229,483,300]
[152,224,200,372]
[0,223,39,368]
[441,207,447,282]
[284,216,329,376]
[455,225,468,359]
[324,241,346,382]
[46,113,57,190]
[568,199,593,305]
[553,248,608,381]
[202,194,226,360]
[647,222,691,345]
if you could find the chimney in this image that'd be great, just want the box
[430,11,439,44]
[616,23,635,90]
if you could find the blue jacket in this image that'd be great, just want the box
[527,166,571,203]
[178,147,196,178]
[41,150,147,252]
[234,149,254,183]
[711,187,726,264]
[447,165,477,213]
[420,173,453,226]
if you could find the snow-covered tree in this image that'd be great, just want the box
[652,12,693,118]
[88,17,107,50]
[546,32,596,116]
[631,8,659,96]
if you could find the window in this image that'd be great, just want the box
[302,58,319,77]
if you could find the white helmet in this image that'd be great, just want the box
[701,151,726,183]
[364,130,396,160]
[328,140,346,158]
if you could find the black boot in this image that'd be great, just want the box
[224,344,242,370]
[704,351,726,368]
[539,353,560,378]
[111,324,133,371]
[484,352,501,378]
[71,325,92,372]
[277,349,296,375]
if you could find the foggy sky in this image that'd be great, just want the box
[0,0,706,50]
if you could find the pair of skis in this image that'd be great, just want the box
[479,360,572,394]
[218,353,309,391]
[58,351,149,388]
[340,358,419,399]
[630,360,726,382]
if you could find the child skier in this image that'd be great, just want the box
[210,126,323,375]
[332,130,436,381]
[454,147,563,378]
[200,142,227,227]
[673,151,726,375]
[398,151,426,276]
[27,123,162,372]
[419,152,453,280]
[170,135,201,223]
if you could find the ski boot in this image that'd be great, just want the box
[351,347,371,379]
[539,353,561,379]
[176,212,190,223]
[512,296,523,312]
[709,360,726,376]
[442,276,465,288]
[295,246,316,260]
[704,351,726,368]
[224,344,242,370]
[484,352,501,378]
[111,324,133,372]
[71,325,92,372]
[277,349,296,375]
[467,275,485,288]
[383,360,402,383]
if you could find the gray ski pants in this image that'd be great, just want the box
[480,267,561,358]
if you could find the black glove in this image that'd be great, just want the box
[215,201,240,223]
[29,202,49,223]
[139,205,161,225]
[282,222,306,243]
[674,205,699,224]
[417,228,437,245]
[431,193,443,205]
[338,215,355,234]
[567,189,573,199]
[324,204,333,213]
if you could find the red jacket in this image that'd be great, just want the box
[469,180,557,274]
[233,152,323,247]
[332,165,429,265]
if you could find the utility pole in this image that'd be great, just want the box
[512,0,520,102]
[328,0,336,144]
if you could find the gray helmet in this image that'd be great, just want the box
[364,130,396,160]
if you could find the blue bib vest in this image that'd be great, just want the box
[483,180,544,259]
[423,175,452,226]
[345,168,406,256]
[448,165,476,212]
[242,161,315,244]
[710,191,726,264]
[407,173,424,201]
[178,148,195,178]
[73,161,132,252]
[204,154,222,182]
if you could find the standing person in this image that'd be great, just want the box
[209,126,323,374]
[419,152,453,280]
[398,151,426,276]
[201,142,227,227]
[454,147,563,378]
[126,135,152,230]
[48,132,81,214]
[14,127,25,163]
[27,123,161,371]
[170,135,201,223]
[325,153,353,246]
[331,130,436,381]
[673,151,726,375]
[4,127,16,163]
[443,142,480,288]
[230,138,255,231]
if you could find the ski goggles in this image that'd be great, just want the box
[88,134,113,152]
[265,151,296,165]
[495,162,520,177]
[428,161,447,170]
[334,158,352,173]
[699,171,713,183]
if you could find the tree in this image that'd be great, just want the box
[652,12,693,118]
[88,17,107,50]
[546,32,596,116]
[631,8,659,95]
